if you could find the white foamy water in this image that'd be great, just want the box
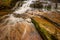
[13,0,36,14]
[0,0,37,25]
[5,0,36,24]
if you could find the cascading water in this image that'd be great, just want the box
[0,0,36,25]
[13,0,36,14]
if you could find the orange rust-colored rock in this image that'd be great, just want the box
[0,20,42,40]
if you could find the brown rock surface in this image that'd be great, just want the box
[0,19,42,40]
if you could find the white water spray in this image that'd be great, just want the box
[0,0,38,26]
[0,0,37,24]
[13,0,36,14]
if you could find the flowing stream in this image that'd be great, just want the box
[0,0,37,25]
[13,0,36,14]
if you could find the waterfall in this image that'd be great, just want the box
[0,0,37,25]
[13,0,36,14]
